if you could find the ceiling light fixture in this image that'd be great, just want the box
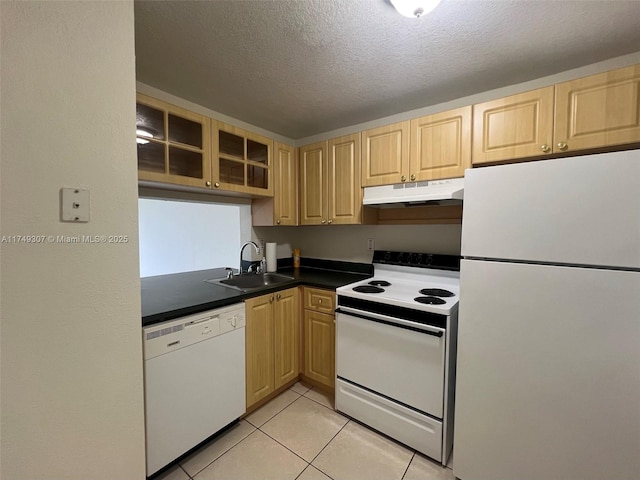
[136,128,153,145]
[390,0,442,18]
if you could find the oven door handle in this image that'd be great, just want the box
[335,308,444,337]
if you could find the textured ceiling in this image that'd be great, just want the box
[134,0,640,139]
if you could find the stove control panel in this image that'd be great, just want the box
[373,250,460,271]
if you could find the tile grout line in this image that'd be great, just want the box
[256,396,343,478]
[178,464,193,480]
[302,389,336,411]
[400,451,416,480]
[184,427,261,479]
[257,425,313,469]
[304,418,352,479]
[245,389,302,428]
[294,464,337,480]
[259,388,342,480]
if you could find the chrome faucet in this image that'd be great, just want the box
[239,241,260,275]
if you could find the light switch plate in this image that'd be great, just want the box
[61,188,90,222]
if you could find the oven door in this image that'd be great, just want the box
[336,308,446,418]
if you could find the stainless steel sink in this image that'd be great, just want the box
[206,273,295,292]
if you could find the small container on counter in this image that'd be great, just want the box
[293,248,300,268]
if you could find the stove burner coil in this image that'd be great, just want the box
[353,285,385,293]
[368,280,391,287]
[419,288,454,297]
[414,296,446,305]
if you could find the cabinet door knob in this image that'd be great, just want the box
[318,299,323,304]
[276,219,281,225]
[328,219,333,224]
[410,174,416,181]
[206,181,212,187]
[214,182,220,188]
[270,296,274,303]
[276,294,281,300]
[321,219,326,224]
[401,175,406,182]
[557,142,568,151]
[540,144,551,153]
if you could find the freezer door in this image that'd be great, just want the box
[462,150,640,269]
[454,259,640,480]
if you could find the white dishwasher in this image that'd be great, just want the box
[143,303,246,476]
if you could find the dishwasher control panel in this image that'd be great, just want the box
[143,303,245,360]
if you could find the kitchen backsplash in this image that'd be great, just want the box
[252,224,462,263]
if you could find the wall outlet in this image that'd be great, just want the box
[367,238,374,251]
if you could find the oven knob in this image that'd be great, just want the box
[383,252,391,262]
[426,254,433,265]
[416,253,424,265]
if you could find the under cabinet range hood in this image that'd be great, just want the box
[363,178,464,207]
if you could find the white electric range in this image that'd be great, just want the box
[335,251,460,465]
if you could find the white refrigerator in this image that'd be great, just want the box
[453,151,640,480]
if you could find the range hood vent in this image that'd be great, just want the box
[363,178,464,208]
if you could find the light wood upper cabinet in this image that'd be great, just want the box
[136,93,212,188]
[472,86,555,165]
[212,121,273,196]
[252,142,298,226]
[328,133,362,225]
[410,106,472,181]
[245,287,300,409]
[245,294,275,408]
[554,64,640,152]
[300,134,362,226]
[299,141,327,225]
[362,121,410,187]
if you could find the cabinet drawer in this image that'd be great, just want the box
[304,287,335,313]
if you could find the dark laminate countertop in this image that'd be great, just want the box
[142,259,372,327]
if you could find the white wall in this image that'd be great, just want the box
[139,199,243,276]
[1,2,145,479]
[253,224,462,264]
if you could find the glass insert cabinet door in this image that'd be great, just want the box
[136,93,211,188]
[213,122,273,196]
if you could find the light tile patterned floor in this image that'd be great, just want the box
[154,382,455,480]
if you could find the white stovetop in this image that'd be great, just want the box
[337,264,460,316]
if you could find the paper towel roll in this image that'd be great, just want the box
[265,242,277,272]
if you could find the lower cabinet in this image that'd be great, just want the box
[245,287,299,409]
[303,287,336,389]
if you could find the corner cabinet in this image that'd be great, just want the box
[136,93,212,188]
[299,133,362,226]
[213,122,273,196]
[251,142,298,226]
[245,287,299,409]
[302,288,336,390]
